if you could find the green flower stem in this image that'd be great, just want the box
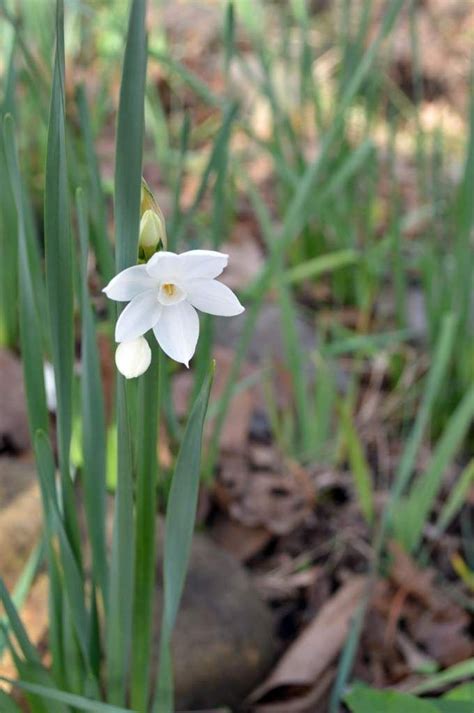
[131,343,162,712]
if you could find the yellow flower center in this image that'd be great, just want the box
[163,283,175,297]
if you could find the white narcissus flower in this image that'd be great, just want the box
[115,337,151,379]
[103,250,244,369]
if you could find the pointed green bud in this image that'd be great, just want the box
[139,178,167,259]
[139,209,166,258]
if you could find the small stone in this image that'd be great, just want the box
[153,526,278,710]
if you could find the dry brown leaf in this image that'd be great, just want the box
[254,562,321,600]
[388,540,436,607]
[396,631,437,674]
[210,515,272,562]
[230,465,315,536]
[249,576,368,704]
[253,666,335,713]
[409,614,473,667]
[0,350,30,453]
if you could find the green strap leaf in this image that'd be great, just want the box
[75,86,114,282]
[5,659,69,713]
[0,675,135,713]
[44,0,81,559]
[0,578,40,665]
[345,684,439,713]
[0,39,18,348]
[107,0,148,704]
[76,188,109,602]
[34,431,98,694]
[398,383,474,552]
[114,0,148,271]
[3,115,48,438]
[130,345,161,712]
[0,541,44,659]
[153,363,214,713]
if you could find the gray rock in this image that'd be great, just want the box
[153,526,278,711]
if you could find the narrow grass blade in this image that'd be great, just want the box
[454,80,474,332]
[345,684,438,713]
[114,0,147,271]
[76,188,108,601]
[241,172,313,455]
[4,124,64,681]
[0,579,41,665]
[396,384,474,552]
[0,541,44,658]
[340,402,375,526]
[0,43,18,347]
[153,364,214,713]
[130,344,161,712]
[34,431,97,692]
[6,659,69,713]
[76,86,114,281]
[223,1,235,78]
[167,112,191,248]
[106,381,135,705]
[174,101,238,248]
[107,0,147,700]
[0,676,136,713]
[277,278,313,454]
[47,544,66,687]
[408,659,474,697]
[3,115,48,437]
[285,249,359,285]
[44,0,80,558]
[148,50,222,109]
[321,329,412,357]
[389,313,457,507]
[436,459,474,534]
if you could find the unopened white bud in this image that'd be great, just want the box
[115,337,151,379]
[139,209,166,257]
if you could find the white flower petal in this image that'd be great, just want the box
[185,279,245,317]
[115,337,151,379]
[103,265,156,301]
[179,249,228,279]
[146,251,181,280]
[115,289,162,342]
[153,301,199,367]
